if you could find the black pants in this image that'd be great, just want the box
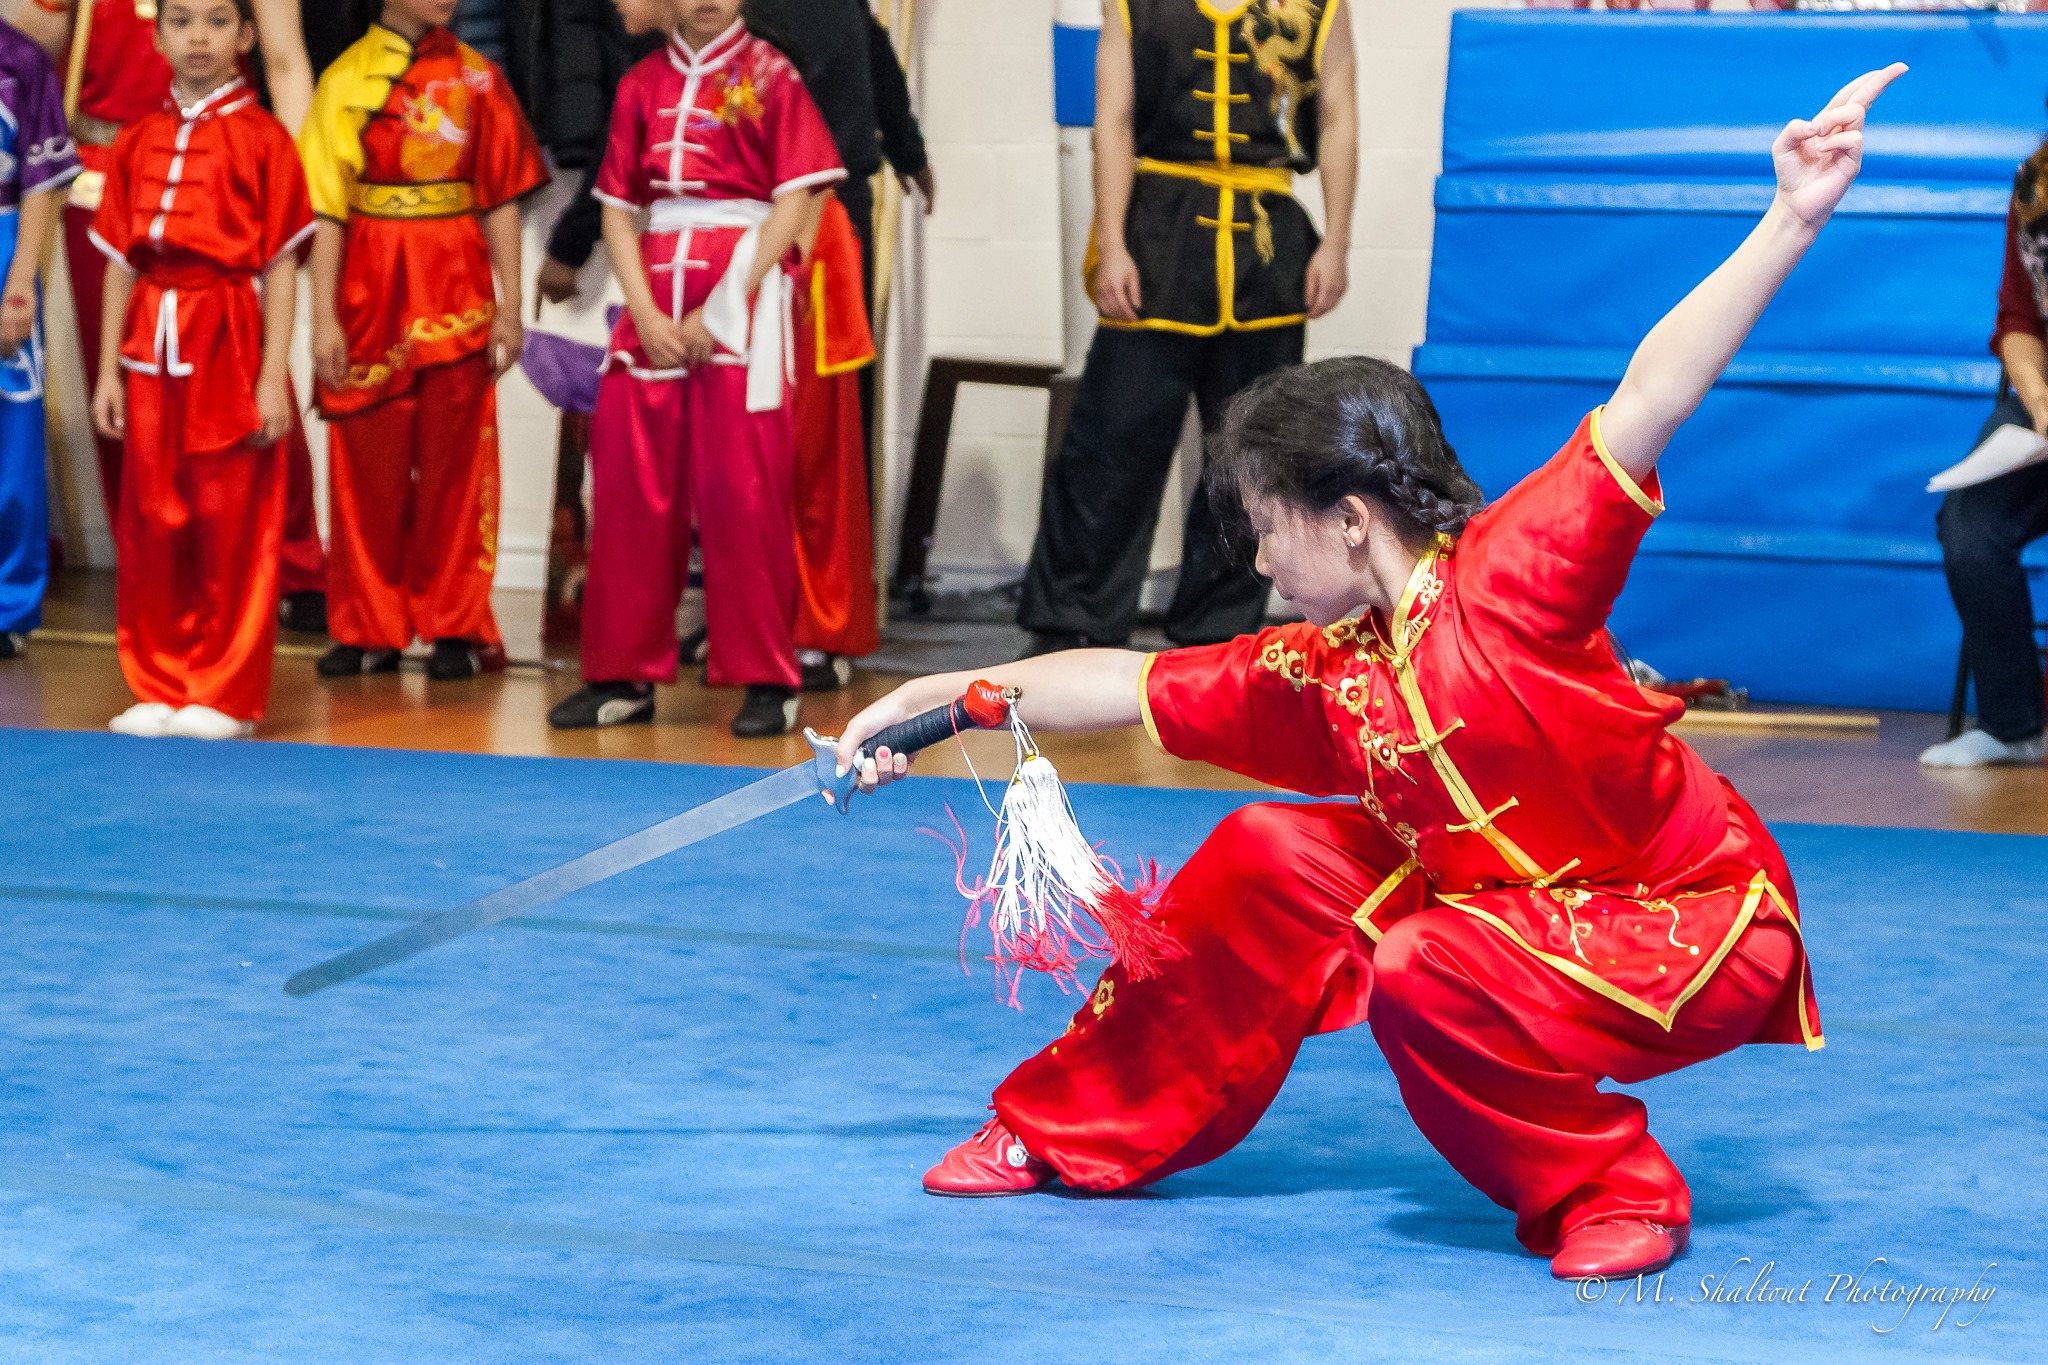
[1019,324,1303,646]
[1937,392,2048,741]
[838,175,878,479]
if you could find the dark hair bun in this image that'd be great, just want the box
[1209,355,1484,551]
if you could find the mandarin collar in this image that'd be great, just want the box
[667,18,747,74]
[168,76,250,122]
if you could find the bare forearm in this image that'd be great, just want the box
[98,264,133,379]
[1093,1,1136,253]
[254,0,314,135]
[2000,332,2048,412]
[482,202,522,318]
[603,205,662,322]
[309,220,343,324]
[1602,201,1816,480]
[1315,14,1358,251]
[888,650,1147,734]
[259,255,296,382]
[747,189,817,295]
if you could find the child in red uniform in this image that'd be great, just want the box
[301,0,546,683]
[89,0,313,739]
[838,65,1905,1281]
[544,0,843,739]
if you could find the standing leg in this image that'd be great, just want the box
[1367,910,1796,1259]
[0,394,49,637]
[276,384,328,609]
[691,365,802,691]
[114,373,195,710]
[955,803,1406,1193]
[404,356,503,650]
[1165,324,1305,645]
[324,390,420,653]
[579,368,691,685]
[1934,395,2048,746]
[62,204,124,524]
[180,442,286,722]
[1018,328,1203,646]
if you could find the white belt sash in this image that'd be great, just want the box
[646,196,791,413]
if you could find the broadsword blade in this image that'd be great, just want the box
[284,759,828,997]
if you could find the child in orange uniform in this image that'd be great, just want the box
[90,0,313,739]
[301,0,546,682]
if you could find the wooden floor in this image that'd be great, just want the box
[8,572,2046,835]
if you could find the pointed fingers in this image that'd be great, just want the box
[1826,62,1907,115]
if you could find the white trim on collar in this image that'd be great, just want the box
[666,18,747,74]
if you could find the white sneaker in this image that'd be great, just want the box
[166,704,255,740]
[108,702,177,737]
[1918,729,2047,768]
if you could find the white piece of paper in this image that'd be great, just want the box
[1927,423,2048,493]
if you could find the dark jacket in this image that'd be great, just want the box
[746,0,927,182]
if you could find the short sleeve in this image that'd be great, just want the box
[1992,200,2045,356]
[1140,625,1359,797]
[761,60,844,199]
[16,46,81,197]
[87,125,139,266]
[299,72,359,221]
[260,122,316,267]
[470,61,548,212]
[592,75,648,210]
[1455,407,1663,646]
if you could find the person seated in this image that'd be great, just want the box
[1921,118,2048,769]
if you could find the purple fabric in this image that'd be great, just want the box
[0,21,79,208]
[521,329,606,414]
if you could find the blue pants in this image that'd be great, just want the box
[0,203,46,635]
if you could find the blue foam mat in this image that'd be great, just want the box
[0,728,2039,1362]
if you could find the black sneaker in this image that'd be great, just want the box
[799,653,851,693]
[426,638,482,681]
[678,626,709,666]
[1021,630,1089,659]
[278,590,328,635]
[548,681,655,730]
[317,644,402,677]
[0,631,24,661]
[731,684,799,738]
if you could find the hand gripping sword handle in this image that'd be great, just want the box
[858,678,1014,765]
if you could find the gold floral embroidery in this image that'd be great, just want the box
[1257,639,1310,691]
[714,75,764,125]
[1357,725,1404,776]
[1334,673,1371,716]
[1090,978,1115,1017]
[476,467,498,574]
[1650,898,1701,957]
[342,305,495,391]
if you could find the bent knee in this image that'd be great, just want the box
[1369,913,1464,1012]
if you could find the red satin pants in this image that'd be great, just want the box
[115,373,284,720]
[324,355,501,651]
[64,204,322,591]
[580,362,799,689]
[993,802,1795,1256]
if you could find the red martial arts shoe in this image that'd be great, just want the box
[1550,1220,1690,1280]
[922,1117,1056,1197]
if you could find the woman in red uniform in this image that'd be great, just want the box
[837,64,1904,1281]
[88,0,314,739]
[300,0,547,683]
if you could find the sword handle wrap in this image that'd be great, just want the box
[860,679,1013,762]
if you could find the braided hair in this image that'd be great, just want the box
[1210,356,1484,554]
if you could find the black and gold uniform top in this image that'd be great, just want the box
[1097,0,1343,335]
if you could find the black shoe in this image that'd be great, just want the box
[278,590,328,635]
[1021,630,1089,659]
[317,644,402,677]
[0,631,24,661]
[731,684,799,738]
[548,681,655,730]
[426,638,482,681]
[678,626,709,667]
[799,653,851,693]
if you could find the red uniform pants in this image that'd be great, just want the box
[993,802,1796,1256]
[581,361,800,689]
[115,373,284,721]
[64,204,323,592]
[324,355,501,651]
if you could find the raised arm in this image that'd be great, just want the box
[1599,64,1906,483]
